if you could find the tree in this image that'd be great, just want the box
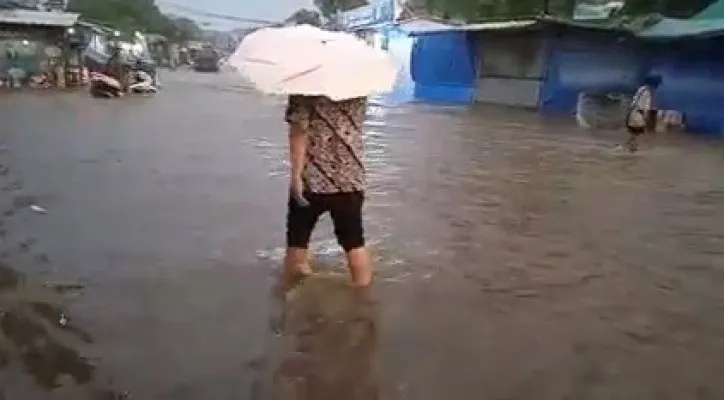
[313,0,369,19]
[170,17,203,41]
[67,0,199,41]
[285,8,323,26]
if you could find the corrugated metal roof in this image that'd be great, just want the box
[637,17,724,39]
[632,0,724,40]
[406,13,724,40]
[693,0,724,19]
[407,19,537,36]
[0,9,79,27]
[396,17,456,34]
[76,20,115,35]
[572,1,624,21]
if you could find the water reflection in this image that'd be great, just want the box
[262,275,379,400]
[4,80,724,398]
[0,263,126,398]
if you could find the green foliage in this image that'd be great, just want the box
[67,0,200,41]
[170,17,203,41]
[286,8,323,26]
[622,0,714,18]
[313,0,370,19]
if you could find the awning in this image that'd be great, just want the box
[0,9,80,27]
[395,17,458,34]
[632,0,724,40]
[407,19,538,36]
[637,18,724,39]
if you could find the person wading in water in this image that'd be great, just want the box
[283,95,374,288]
[623,74,661,152]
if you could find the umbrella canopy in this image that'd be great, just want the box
[229,24,399,101]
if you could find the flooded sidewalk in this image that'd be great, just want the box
[1,73,724,399]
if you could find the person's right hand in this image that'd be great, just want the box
[290,178,309,207]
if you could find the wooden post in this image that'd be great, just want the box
[61,38,69,88]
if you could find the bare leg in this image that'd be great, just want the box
[279,247,313,292]
[284,247,313,276]
[346,246,373,287]
[625,134,639,152]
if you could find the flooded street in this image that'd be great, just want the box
[1,70,724,399]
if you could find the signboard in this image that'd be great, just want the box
[572,1,624,20]
[42,0,68,11]
[339,0,395,30]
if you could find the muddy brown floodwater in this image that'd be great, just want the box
[1,70,724,399]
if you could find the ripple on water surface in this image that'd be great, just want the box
[251,102,724,398]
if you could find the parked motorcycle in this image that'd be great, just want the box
[89,72,124,98]
[128,69,158,94]
[89,59,158,98]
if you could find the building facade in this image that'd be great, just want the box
[338,0,416,104]
[0,8,79,88]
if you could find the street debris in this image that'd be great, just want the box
[29,204,48,214]
[43,281,85,294]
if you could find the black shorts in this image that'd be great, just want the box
[646,109,658,131]
[627,126,645,136]
[287,191,365,252]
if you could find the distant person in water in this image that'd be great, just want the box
[283,95,374,287]
[623,74,661,152]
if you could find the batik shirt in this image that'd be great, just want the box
[285,95,367,194]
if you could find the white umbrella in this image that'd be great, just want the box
[229,24,399,101]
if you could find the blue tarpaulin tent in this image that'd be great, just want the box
[408,31,477,103]
[538,27,644,114]
[407,20,541,104]
[540,6,724,134]
[634,1,724,134]
[406,9,724,134]
[646,40,724,134]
